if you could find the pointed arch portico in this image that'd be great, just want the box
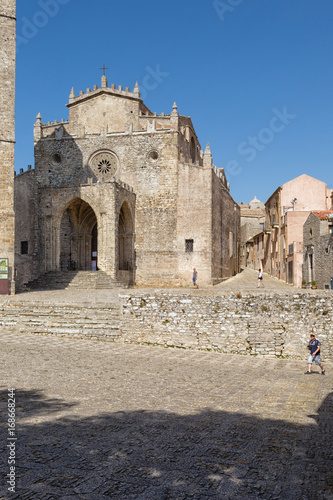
[59,198,98,271]
[38,181,135,282]
[45,190,101,274]
[118,201,134,271]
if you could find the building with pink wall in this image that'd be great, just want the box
[263,174,332,287]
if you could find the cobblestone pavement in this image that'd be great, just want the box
[215,268,297,291]
[1,329,332,499]
[0,268,323,309]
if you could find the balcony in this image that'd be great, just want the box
[269,215,279,229]
[264,222,272,233]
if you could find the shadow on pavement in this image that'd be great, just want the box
[0,387,79,418]
[0,389,332,499]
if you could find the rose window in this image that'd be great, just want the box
[97,158,112,174]
[90,151,118,178]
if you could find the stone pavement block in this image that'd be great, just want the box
[0,330,332,499]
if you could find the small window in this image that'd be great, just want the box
[185,239,193,252]
[148,150,159,161]
[21,241,28,255]
[50,153,62,166]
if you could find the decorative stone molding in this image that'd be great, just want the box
[89,150,118,180]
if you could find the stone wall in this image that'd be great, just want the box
[17,76,240,289]
[120,292,333,361]
[0,1,16,293]
[316,234,333,289]
[28,117,240,287]
[1,290,332,361]
[211,176,240,281]
[303,213,333,289]
[14,169,37,290]
[177,163,213,285]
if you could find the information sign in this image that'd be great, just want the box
[0,258,9,294]
[0,259,8,278]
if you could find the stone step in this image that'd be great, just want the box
[25,270,130,290]
[0,301,122,340]
[0,305,120,315]
[0,319,121,328]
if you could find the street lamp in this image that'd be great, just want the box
[291,198,298,211]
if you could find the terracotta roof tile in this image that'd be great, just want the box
[312,210,333,220]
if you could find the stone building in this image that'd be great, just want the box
[239,196,265,269]
[0,0,16,294]
[303,211,333,290]
[14,74,240,290]
[263,174,332,287]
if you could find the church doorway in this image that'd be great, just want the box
[118,202,134,272]
[60,198,98,271]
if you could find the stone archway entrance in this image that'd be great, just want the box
[118,202,134,274]
[60,198,97,271]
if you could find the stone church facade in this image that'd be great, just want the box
[15,74,240,290]
[0,0,16,294]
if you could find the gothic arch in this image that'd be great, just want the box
[56,193,100,231]
[118,201,134,271]
[59,198,98,271]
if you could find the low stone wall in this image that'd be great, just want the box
[1,290,332,362]
[120,292,333,361]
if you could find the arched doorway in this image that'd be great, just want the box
[118,202,134,272]
[60,198,98,271]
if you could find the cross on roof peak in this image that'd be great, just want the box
[100,64,109,76]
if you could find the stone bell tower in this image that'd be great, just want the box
[0,0,16,293]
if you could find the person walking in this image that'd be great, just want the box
[257,268,264,288]
[305,333,325,375]
[192,268,198,288]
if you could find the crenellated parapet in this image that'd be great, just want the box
[34,113,71,142]
[213,164,229,190]
[67,76,142,107]
[15,165,34,177]
[116,180,134,193]
[32,74,228,186]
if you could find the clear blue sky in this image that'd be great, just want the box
[15,0,333,203]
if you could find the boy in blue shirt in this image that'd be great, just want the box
[305,334,325,375]
[192,268,198,288]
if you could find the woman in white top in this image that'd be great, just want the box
[257,269,264,288]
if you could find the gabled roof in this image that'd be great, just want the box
[312,210,333,220]
[284,173,325,184]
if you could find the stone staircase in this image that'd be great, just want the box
[0,301,122,340]
[25,270,130,291]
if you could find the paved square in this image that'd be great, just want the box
[1,330,332,499]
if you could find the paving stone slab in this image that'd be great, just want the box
[0,329,332,498]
